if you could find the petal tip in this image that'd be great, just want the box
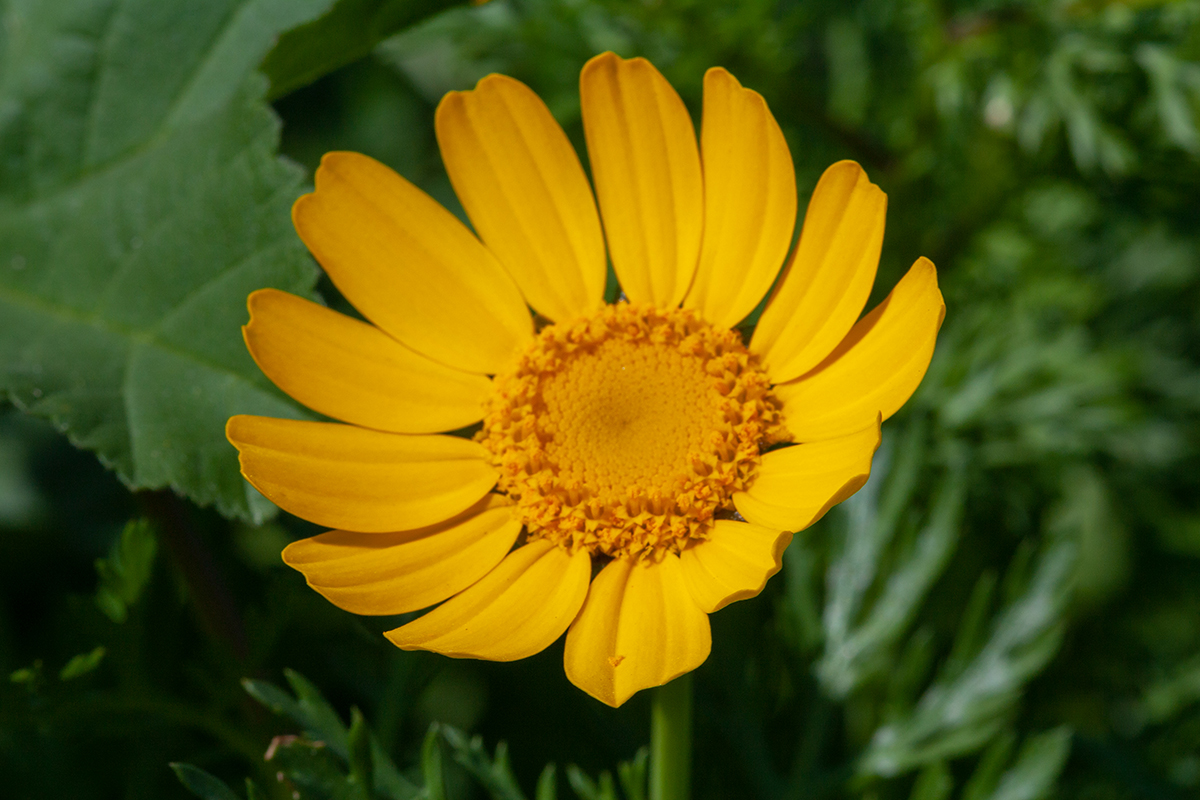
[582,50,621,77]
[703,65,738,86]
[225,414,251,445]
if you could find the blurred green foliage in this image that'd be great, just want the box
[3,0,1200,798]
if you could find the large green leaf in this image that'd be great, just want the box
[0,0,436,520]
[262,0,468,100]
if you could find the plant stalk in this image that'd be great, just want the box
[650,672,693,800]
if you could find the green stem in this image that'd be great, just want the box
[650,673,693,800]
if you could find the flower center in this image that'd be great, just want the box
[479,303,789,560]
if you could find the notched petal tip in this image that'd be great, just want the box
[224,414,251,447]
[751,158,888,384]
[686,63,796,328]
[242,288,492,434]
[564,556,711,707]
[281,495,521,617]
[289,148,534,374]
[581,50,625,75]
[704,65,739,85]
[581,49,703,309]
[384,540,591,661]
[227,417,497,533]
[438,65,606,322]
[680,521,795,614]
[733,418,881,532]
[776,257,943,441]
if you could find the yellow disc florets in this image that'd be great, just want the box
[478,303,790,561]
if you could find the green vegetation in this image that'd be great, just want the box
[2,0,1200,797]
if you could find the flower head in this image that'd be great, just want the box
[227,53,944,707]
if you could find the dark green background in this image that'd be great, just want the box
[3,0,1200,798]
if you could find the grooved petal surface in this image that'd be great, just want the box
[751,161,886,383]
[293,151,532,374]
[581,52,703,308]
[734,420,881,532]
[243,289,491,434]
[680,521,793,613]
[226,415,496,532]
[777,258,944,441]
[437,74,606,322]
[564,554,711,707]
[684,68,796,329]
[282,495,521,616]
[384,539,591,661]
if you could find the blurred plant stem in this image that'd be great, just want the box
[650,673,692,800]
[138,490,249,662]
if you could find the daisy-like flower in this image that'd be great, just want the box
[227,53,944,707]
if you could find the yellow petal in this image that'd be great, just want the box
[243,289,491,434]
[776,257,945,441]
[384,539,590,661]
[751,161,886,383]
[683,68,796,329]
[680,520,793,613]
[281,495,521,616]
[580,52,703,308]
[564,555,711,708]
[733,419,881,532]
[436,74,606,322]
[292,151,532,374]
[226,415,496,533]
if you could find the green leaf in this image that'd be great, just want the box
[0,0,349,521]
[262,0,468,100]
[170,763,242,800]
[1137,44,1200,152]
[615,748,648,800]
[941,572,999,683]
[267,736,357,800]
[9,659,42,686]
[818,423,967,699]
[961,731,1018,800]
[535,764,559,800]
[94,518,157,623]
[422,724,447,800]
[346,707,374,800]
[1141,655,1200,724]
[58,645,106,680]
[1048,465,1128,608]
[440,724,528,800]
[244,670,420,799]
[244,669,348,756]
[987,727,1072,800]
[909,762,952,800]
[859,541,1075,777]
[564,766,617,800]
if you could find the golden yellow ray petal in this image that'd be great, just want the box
[564,555,711,708]
[292,151,532,375]
[679,520,793,613]
[733,419,881,532]
[776,257,944,441]
[281,495,521,616]
[683,68,796,329]
[226,415,496,533]
[436,74,606,322]
[751,160,886,383]
[384,539,590,661]
[243,289,491,434]
[580,52,703,308]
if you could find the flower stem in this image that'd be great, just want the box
[650,673,693,800]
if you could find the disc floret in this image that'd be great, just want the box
[479,303,790,560]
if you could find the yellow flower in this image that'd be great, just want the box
[226,53,944,708]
